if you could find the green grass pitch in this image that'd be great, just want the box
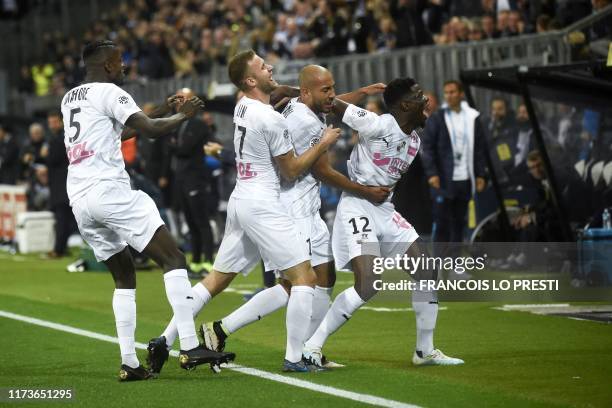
[0,252,611,407]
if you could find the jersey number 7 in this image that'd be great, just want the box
[236,125,247,158]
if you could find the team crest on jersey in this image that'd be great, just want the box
[356,109,367,117]
[397,141,406,152]
[309,137,320,146]
[118,96,129,104]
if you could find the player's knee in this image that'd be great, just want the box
[280,278,292,294]
[320,268,336,288]
[289,267,316,286]
[164,249,187,271]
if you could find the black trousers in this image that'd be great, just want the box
[52,202,76,255]
[178,180,214,263]
[432,180,471,243]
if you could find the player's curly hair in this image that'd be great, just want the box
[383,77,417,110]
[82,40,116,62]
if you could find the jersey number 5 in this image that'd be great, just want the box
[68,108,81,143]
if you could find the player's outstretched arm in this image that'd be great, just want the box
[125,96,205,138]
[121,95,184,141]
[275,126,341,181]
[311,153,391,203]
[336,83,386,106]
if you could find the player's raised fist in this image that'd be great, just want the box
[179,96,206,118]
[320,125,341,147]
[362,83,386,95]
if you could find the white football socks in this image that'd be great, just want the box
[222,284,289,334]
[285,286,314,363]
[412,289,438,356]
[305,286,365,351]
[162,282,211,348]
[163,269,199,351]
[112,289,139,368]
[304,286,333,340]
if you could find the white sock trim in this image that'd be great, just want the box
[314,286,333,297]
[163,269,188,280]
[192,282,211,303]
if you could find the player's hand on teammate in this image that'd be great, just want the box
[361,186,392,204]
[178,96,206,118]
[361,83,386,96]
[320,125,342,148]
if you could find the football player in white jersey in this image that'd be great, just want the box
[61,40,235,381]
[148,50,341,373]
[303,78,465,367]
[200,65,391,366]
[199,66,392,367]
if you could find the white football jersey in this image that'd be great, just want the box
[231,96,293,200]
[342,103,420,197]
[280,98,325,217]
[61,82,141,205]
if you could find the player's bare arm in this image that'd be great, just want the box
[124,96,204,138]
[274,125,341,181]
[270,85,300,111]
[336,83,386,106]
[121,95,185,141]
[311,152,391,203]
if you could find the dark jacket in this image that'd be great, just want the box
[390,0,434,47]
[0,133,20,184]
[421,104,486,197]
[46,130,69,206]
[172,118,213,189]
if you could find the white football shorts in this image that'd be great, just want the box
[71,180,164,262]
[332,193,419,271]
[213,196,310,275]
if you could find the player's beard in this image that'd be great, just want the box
[257,78,277,95]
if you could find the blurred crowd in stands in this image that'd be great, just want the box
[13,0,612,97]
[1,80,610,265]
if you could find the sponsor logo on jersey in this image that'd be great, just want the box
[236,162,258,180]
[309,137,320,147]
[118,96,129,104]
[283,129,289,139]
[66,142,94,165]
[356,109,367,117]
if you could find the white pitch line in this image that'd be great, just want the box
[362,306,448,313]
[0,310,421,408]
[496,304,570,310]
